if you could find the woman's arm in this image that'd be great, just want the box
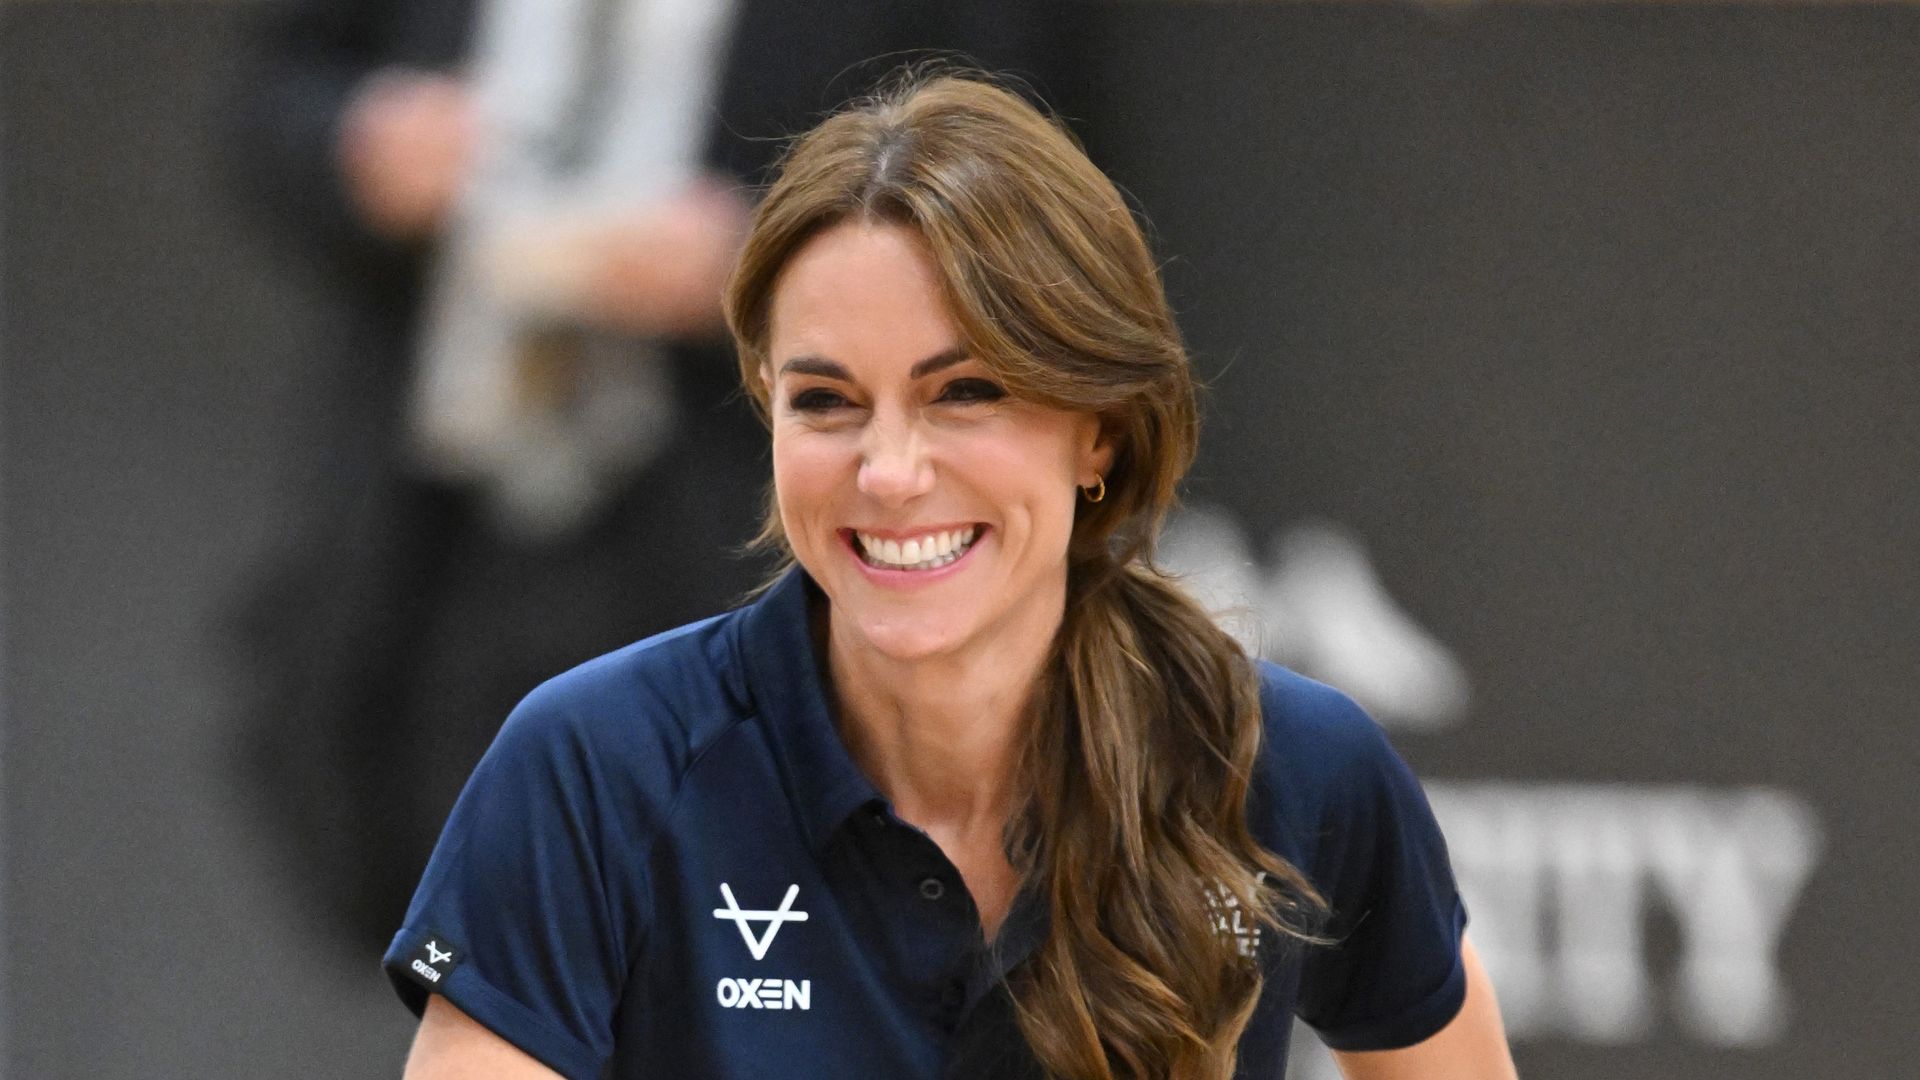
[1331,935,1518,1080]
[403,995,566,1080]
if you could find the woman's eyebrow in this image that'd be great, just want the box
[908,346,970,379]
[778,357,851,380]
[777,346,971,383]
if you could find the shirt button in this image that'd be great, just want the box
[918,876,946,901]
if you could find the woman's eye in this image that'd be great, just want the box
[789,388,848,413]
[939,378,1007,404]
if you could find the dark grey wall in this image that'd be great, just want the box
[2,6,415,1077]
[1086,7,1919,1079]
[4,2,1915,1078]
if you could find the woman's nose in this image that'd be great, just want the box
[857,418,934,504]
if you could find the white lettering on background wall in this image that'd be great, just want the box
[1427,783,1821,1045]
[1161,507,1826,1060]
[1285,783,1821,1078]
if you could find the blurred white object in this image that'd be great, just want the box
[1160,506,1471,729]
[1158,504,1269,651]
[1430,783,1821,1047]
[409,0,739,539]
[1266,518,1471,729]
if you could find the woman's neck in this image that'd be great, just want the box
[824,584,1063,836]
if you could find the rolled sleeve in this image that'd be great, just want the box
[1291,691,1470,1050]
[381,677,653,1079]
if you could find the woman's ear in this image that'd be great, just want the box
[1079,416,1117,488]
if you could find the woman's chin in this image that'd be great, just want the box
[845,611,971,665]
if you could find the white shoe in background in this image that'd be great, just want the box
[1265,518,1470,730]
[1160,507,1471,730]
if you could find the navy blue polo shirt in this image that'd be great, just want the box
[384,568,1467,1078]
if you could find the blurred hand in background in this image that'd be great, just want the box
[338,69,476,242]
[581,176,747,340]
[482,175,749,341]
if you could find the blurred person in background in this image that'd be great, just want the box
[225,0,1070,957]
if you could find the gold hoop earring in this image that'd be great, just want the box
[1081,476,1106,503]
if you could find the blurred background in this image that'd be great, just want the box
[4,0,1917,1076]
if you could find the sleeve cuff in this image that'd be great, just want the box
[1310,899,1470,1053]
[384,929,606,1080]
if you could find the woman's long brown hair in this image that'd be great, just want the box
[724,71,1326,1080]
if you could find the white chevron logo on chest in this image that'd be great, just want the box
[713,883,809,960]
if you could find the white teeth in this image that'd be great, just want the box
[855,526,981,570]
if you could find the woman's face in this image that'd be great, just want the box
[765,221,1110,664]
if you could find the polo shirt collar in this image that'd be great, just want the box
[736,565,882,852]
[735,566,1056,990]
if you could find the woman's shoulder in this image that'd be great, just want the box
[1249,659,1415,823]
[1252,659,1390,764]
[493,608,756,785]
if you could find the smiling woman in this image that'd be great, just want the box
[762,220,1108,669]
[388,71,1516,1080]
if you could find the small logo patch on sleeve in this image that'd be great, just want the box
[403,933,464,990]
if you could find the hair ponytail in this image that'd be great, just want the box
[1005,557,1325,1080]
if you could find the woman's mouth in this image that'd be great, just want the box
[850,525,981,571]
